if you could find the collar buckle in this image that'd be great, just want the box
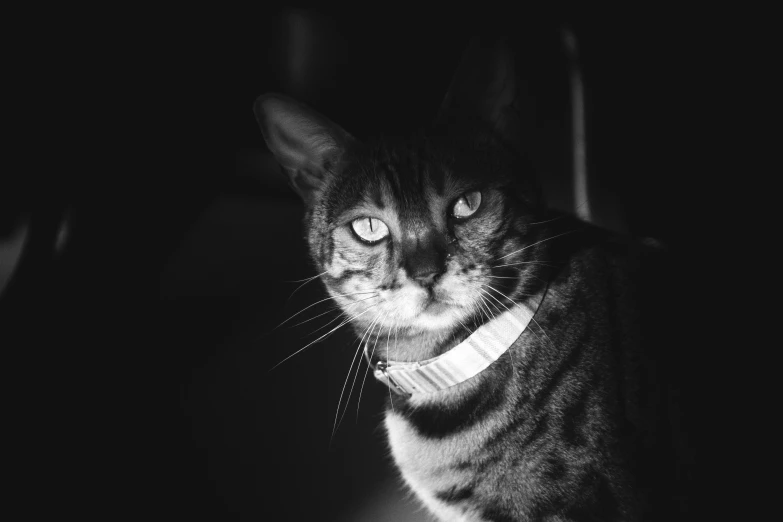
[374,361,409,396]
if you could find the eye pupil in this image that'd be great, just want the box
[453,190,481,218]
[350,217,389,243]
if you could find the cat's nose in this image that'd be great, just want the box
[411,268,441,287]
[405,248,445,287]
[401,225,447,287]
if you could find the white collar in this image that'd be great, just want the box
[365,287,546,396]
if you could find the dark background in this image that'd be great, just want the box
[1,6,741,521]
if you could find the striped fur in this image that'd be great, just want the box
[255,40,689,519]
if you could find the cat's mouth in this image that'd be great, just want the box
[420,290,470,320]
[408,297,465,331]
[422,298,451,315]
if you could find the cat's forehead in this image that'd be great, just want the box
[325,137,492,222]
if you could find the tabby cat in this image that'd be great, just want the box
[255,38,689,522]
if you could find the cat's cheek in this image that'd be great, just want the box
[440,264,478,289]
[458,225,500,258]
[325,233,371,280]
[434,268,480,310]
[330,291,373,317]
[380,283,429,319]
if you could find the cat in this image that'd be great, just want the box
[254,37,690,522]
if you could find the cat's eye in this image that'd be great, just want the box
[350,217,389,243]
[452,191,482,218]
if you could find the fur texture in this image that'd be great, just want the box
[255,38,689,521]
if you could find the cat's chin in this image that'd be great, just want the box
[409,300,466,332]
[423,299,450,313]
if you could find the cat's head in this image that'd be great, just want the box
[255,39,550,360]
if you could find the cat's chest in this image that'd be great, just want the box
[385,411,476,479]
[384,410,502,521]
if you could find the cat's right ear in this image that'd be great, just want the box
[254,94,354,207]
[434,37,522,147]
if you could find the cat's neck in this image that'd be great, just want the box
[360,321,469,365]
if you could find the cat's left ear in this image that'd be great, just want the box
[254,93,354,207]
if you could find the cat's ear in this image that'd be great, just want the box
[434,37,521,143]
[254,93,354,206]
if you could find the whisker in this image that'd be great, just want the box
[490,260,555,267]
[480,289,514,364]
[478,289,500,321]
[530,317,554,348]
[525,217,565,226]
[456,318,473,336]
[283,270,329,284]
[337,313,386,434]
[494,230,577,261]
[390,321,400,414]
[481,287,521,326]
[297,295,379,333]
[483,285,547,346]
[481,289,503,313]
[346,316,383,425]
[291,304,342,329]
[481,296,497,322]
[269,306,374,373]
[331,311,381,440]
[487,263,551,286]
[356,317,393,422]
[346,327,375,427]
[477,292,491,320]
[481,285,512,312]
[386,320,394,359]
[475,290,497,325]
[472,294,489,324]
[284,270,329,303]
[481,286,525,373]
[524,201,589,226]
[304,302,380,340]
[273,291,378,331]
[491,262,556,269]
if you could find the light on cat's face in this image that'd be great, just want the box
[324,187,503,333]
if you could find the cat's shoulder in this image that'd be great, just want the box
[543,213,675,306]
[546,212,669,266]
